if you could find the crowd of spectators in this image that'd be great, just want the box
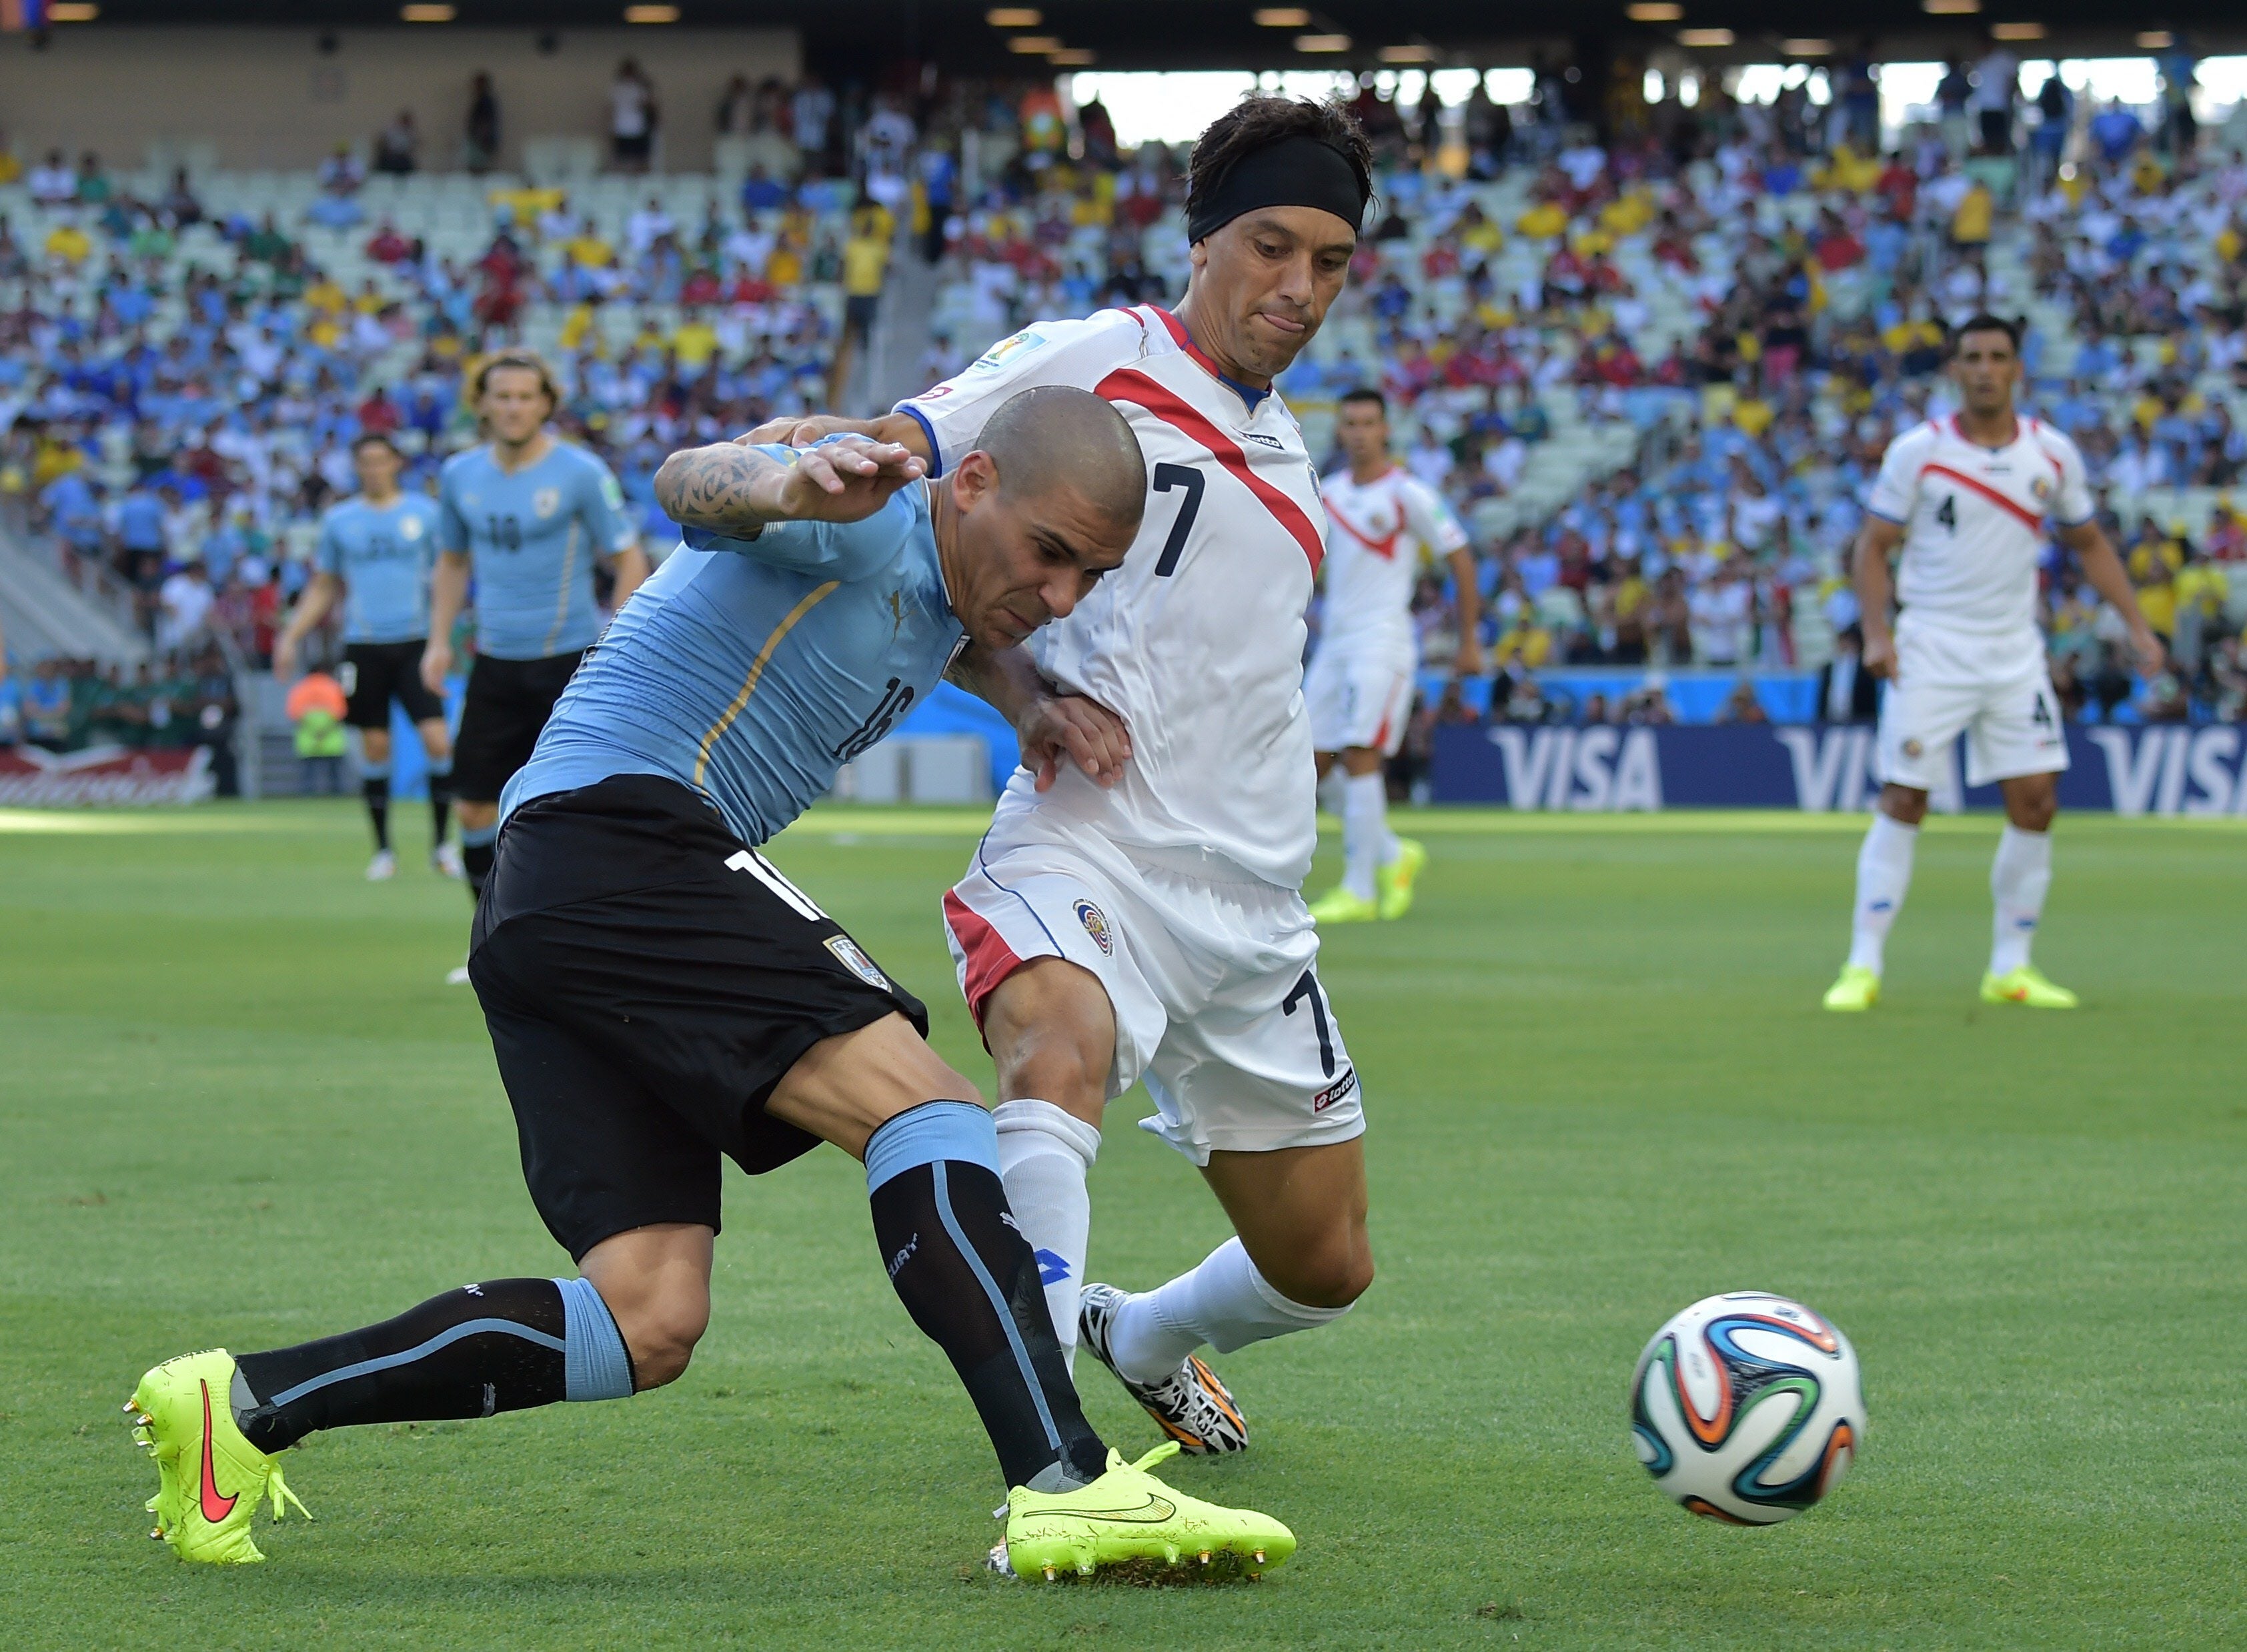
[2,49,2245,768]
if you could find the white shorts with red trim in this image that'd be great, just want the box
[1878,622,2069,790]
[1303,642,1413,757]
[942,828,1366,1166]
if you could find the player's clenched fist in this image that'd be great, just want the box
[1019,690,1132,792]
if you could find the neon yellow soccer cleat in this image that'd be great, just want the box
[1003,1442,1295,1581]
[1307,886,1379,925]
[1981,966,2078,1008]
[1375,837,1427,920]
[126,1350,309,1564]
[1821,964,1880,1012]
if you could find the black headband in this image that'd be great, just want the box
[1186,135,1368,245]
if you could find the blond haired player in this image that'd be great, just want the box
[1824,315,2163,1012]
[1305,385,1480,924]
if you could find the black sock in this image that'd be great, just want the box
[428,769,454,847]
[461,826,496,898]
[231,1276,633,1452]
[362,774,392,852]
[868,1108,1108,1491]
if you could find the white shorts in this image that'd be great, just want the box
[1877,626,2070,790]
[1304,643,1413,757]
[942,828,1366,1167]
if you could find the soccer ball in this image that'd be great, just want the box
[1629,1291,1863,1525]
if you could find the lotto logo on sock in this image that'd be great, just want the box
[1034,1249,1072,1288]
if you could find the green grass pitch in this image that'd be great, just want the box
[2,800,2242,1649]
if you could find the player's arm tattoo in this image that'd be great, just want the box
[654,442,788,531]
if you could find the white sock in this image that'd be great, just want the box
[1847,812,1918,972]
[1988,824,2052,976]
[992,1099,1100,1367]
[1105,1236,1351,1386]
[1342,772,1387,901]
[1316,766,1349,819]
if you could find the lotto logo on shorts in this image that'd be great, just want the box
[1072,898,1112,956]
[824,934,891,992]
[1312,1068,1359,1113]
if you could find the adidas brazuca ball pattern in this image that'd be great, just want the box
[1630,1292,1863,1525]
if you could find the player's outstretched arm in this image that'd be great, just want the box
[736,412,932,465]
[656,436,925,532]
[2058,521,2166,676]
[273,572,343,680]
[421,551,472,696]
[948,642,1131,791]
[1851,518,1906,678]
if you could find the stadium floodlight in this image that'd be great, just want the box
[1254,8,1313,25]
[1989,19,2044,36]
[1676,27,1733,45]
[622,3,680,19]
[1783,37,1832,55]
[1295,33,1351,51]
[1626,3,1684,20]
[1922,0,1981,13]
[2136,29,2172,47]
[1006,33,1062,51]
[48,1,99,18]
[399,2,455,19]
[1377,43,1435,62]
[1048,46,1096,64]
[985,6,1042,25]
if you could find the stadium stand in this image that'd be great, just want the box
[3,59,2246,782]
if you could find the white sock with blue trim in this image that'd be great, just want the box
[994,1098,1101,1370]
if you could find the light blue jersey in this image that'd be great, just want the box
[503,464,963,847]
[437,440,637,661]
[315,492,444,644]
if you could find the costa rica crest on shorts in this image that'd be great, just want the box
[824,934,891,991]
[1072,898,1112,956]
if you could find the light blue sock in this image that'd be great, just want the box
[554,1275,634,1401]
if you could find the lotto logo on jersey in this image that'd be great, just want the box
[824,934,891,991]
[1073,898,1113,956]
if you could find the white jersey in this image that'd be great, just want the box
[1315,464,1469,661]
[898,305,1327,888]
[1865,414,2092,646]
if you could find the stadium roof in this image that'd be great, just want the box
[53,1,2247,71]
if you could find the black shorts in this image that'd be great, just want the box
[468,774,928,1261]
[452,651,586,804]
[844,293,879,337]
[340,640,445,730]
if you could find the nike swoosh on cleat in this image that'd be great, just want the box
[1061,1496,1179,1523]
[199,1379,238,1525]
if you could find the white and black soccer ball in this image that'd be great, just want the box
[1630,1291,1863,1525]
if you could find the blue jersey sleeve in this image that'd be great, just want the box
[315,511,346,578]
[578,456,639,558]
[436,467,471,556]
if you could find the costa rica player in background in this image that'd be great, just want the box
[1304,385,1481,924]
[753,97,1379,1460]
[422,351,648,978]
[274,432,460,882]
[127,393,1297,1581]
[1823,314,2164,1012]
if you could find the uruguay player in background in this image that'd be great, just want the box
[275,432,460,882]
[129,389,1300,1583]
[422,351,648,953]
